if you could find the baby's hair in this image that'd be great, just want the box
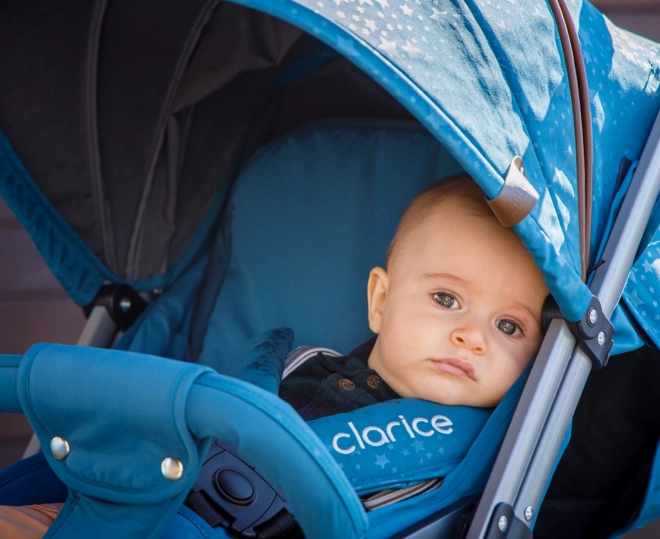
[386,174,498,270]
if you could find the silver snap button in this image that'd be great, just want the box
[524,506,534,522]
[50,436,70,460]
[161,457,184,481]
[498,515,508,532]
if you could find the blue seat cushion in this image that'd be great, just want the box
[198,118,464,371]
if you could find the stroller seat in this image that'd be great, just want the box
[0,118,529,539]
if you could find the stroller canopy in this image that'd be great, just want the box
[0,1,659,324]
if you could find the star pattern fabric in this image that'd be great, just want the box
[278,0,660,325]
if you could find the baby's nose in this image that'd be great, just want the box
[450,325,487,354]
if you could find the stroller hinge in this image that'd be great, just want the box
[83,284,148,331]
[541,295,614,370]
[484,503,532,539]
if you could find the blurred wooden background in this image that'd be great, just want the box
[1,1,660,536]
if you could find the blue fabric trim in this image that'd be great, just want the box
[0,125,228,305]
[308,399,491,494]
[159,505,231,539]
[0,129,109,305]
[610,303,644,356]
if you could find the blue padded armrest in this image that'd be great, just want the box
[5,343,366,539]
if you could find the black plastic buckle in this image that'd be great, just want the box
[82,284,148,331]
[185,439,301,539]
[485,503,532,539]
[541,295,614,370]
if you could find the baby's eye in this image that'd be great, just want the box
[434,292,459,309]
[497,319,521,336]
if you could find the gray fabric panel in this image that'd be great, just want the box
[133,4,303,279]
[96,0,223,278]
[0,1,413,282]
[0,0,105,263]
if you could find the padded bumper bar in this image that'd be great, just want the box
[0,344,367,539]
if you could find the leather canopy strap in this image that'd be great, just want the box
[547,0,594,281]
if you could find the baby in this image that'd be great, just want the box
[0,174,549,536]
[279,174,548,417]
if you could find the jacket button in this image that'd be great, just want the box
[367,375,381,389]
[338,378,355,390]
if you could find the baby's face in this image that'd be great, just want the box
[367,202,548,407]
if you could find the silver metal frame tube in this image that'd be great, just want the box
[466,320,576,538]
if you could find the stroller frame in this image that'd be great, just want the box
[469,110,660,537]
[2,0,660,537]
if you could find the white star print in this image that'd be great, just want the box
[400,3,413,16]
[402,40,421,56]
[365,18,377,31]
[375,0,389,7]
[430,8,447,21]
[378,36,398,55]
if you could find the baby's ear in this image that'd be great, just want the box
[367,267,389,334]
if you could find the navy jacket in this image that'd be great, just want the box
[279,338,400,421]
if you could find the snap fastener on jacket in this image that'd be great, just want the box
[367,375,381,389]
[338,378,355,391]
[161,457,184,481]
[50,436,70,460]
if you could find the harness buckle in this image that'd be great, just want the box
[185,439,301,539]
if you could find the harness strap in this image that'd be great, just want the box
[183,490,302,539]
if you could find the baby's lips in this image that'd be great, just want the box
[430,357,475,380]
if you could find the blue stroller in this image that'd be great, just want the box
[1,0,660,537]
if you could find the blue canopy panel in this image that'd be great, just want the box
[573,1,660,259]
[1,0,658,327]
[233,0,656,324]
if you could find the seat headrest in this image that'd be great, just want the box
[199,119,464,370]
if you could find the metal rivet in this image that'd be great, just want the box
[50,436,70,460]
[498,515,508,532]
[587,307,598,326]
[119,298,132,312]
[598,331,606,346]
[524,506,534,522]
[161,457,184,481]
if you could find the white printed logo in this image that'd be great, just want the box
[331,414,453,455]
